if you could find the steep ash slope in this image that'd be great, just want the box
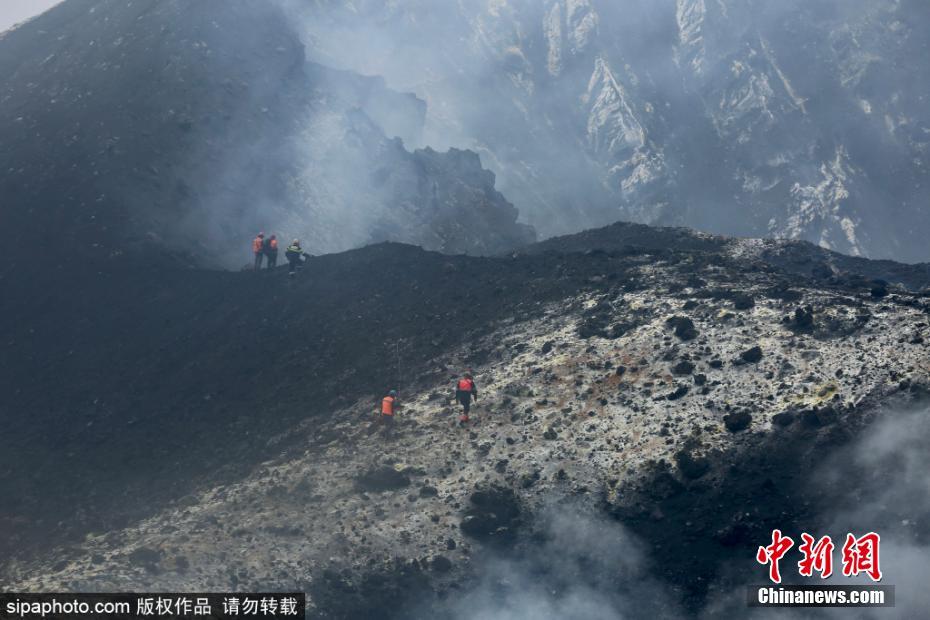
[3,224,930,616]
[0,0,532,270]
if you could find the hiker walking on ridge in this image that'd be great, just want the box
[455,372,478,424]
[252,232,265,270]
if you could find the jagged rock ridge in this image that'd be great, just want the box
[299,0,930,262]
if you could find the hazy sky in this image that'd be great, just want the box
[0,0,63,32]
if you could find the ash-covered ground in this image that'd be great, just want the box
[3,223,929,618]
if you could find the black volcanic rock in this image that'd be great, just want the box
[675,450,710,480]
[430,555,452,573]
[2,200,929,590]
[355,466,411,493]
[128,547,162,570]
[666,316,699,341]
[740,346,763,364]
[672,360,696,375]
[724,410,752,433]
[732,294,755,310]
[789,306,815,331]
[871,282,889,298]
[460,485,521,545]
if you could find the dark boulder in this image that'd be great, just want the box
[431,555,453,573]
[128,547,162,573]
[666,316,698,341]
[740,346,763,364]
[732,294,755,310]
[675,450,710,480]
[723,410,752,432]
[520,470,540,488]
[870,282,889,298]
[672,360,695,375]
[765,284,802,302]
[460,485,522,545]
[355,466,411,493]
[789,306,814,331]
[800,407,838,428]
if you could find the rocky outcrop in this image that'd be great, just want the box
[297,0,930,262]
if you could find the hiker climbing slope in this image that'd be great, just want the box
[380,389,399,434]
[455,372,478,424]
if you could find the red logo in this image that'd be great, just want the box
[756,529,794,584]
[758,531,882,583]
[797,533,834,579]
[841,532,882,582]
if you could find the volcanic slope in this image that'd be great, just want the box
[3,224,930,617]
[0,0,532,269]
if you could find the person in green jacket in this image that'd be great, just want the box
[285,239,309,276]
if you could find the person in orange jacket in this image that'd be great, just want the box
[381,390,399,430]
[264,234,279,269]
[455,373,478,423]
[252,232,265,270]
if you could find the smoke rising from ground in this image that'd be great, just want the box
[702,401,930,619]
[279,0,930,262]
[812,402,930,618]
[428,399,930,619]
[6,0,926,266]
[431,503,680,620]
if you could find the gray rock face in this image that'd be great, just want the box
[297,0,930,262]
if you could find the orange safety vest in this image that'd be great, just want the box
[457,378,474,392]
[381,395,396,416]
[252,237,264,253]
